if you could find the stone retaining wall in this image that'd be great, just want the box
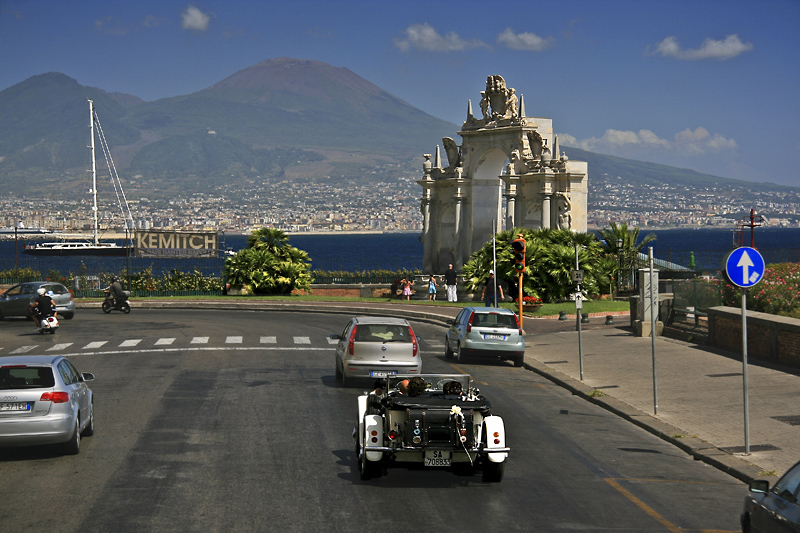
[708,306,800,369]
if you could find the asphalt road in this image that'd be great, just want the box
[0,308,746,532]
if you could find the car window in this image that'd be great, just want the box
[0,366,56,389]
[474,313,517,328]
[20,285,35,295]
[57,360,79,385]
[772,462,800,503]
[3,285,22,297]
[356,325,410,342]
[44,284,67,295]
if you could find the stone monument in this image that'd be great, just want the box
[418,75,588,274]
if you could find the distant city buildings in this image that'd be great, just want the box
[2,169,798,234]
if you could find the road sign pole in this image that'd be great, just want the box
[575,244,583,381]
[742,288,750,455]
[650,247,658,416]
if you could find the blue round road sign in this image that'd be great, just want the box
[725,247,765,288]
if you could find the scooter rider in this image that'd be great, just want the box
[30,287,56,331]
[106,277,125,306]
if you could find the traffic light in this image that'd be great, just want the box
[511,235,526,272]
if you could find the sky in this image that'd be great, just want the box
[1,0,799,187]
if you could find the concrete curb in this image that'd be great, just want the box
[77,299,761,483]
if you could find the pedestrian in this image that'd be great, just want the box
[428,274,438,301]
[481,270,504,307]
[401,278,413,301]
[444,263,458,302]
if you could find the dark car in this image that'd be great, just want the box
[0,281,75,320]
[742,459,800,532]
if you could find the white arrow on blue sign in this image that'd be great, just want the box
[725,247,765,288]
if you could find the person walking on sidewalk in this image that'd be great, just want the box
[444,263,458,302]
[481,270,504,307]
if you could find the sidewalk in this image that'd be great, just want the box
[522,317,800,483]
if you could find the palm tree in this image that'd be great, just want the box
[595,222,656,291]
[225,228,311,294]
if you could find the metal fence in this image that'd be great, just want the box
[669,278,723,326]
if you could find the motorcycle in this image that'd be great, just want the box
[38,314,59,334]
[102,290,131,314]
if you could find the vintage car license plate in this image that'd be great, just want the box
[424,450,452,467]
[484,334,506,340]
[0,402,31,412]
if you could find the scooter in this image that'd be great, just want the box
[38,314,59,335]
[102,291,131,314]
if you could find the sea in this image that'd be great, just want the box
[0,227,798,277]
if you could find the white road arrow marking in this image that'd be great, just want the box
[737,250,754,285]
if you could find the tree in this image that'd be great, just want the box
[461,228,605,303]
[224,228,312,294]
[595,222,656,291]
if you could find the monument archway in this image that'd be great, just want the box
[418,74,588,274]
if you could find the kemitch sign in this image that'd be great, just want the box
[135,231,219,258]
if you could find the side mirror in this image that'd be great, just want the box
[81,372,95,382]
[748,479,770,493]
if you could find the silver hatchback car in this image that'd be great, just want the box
[445,307,525,367]
[0,355,95,454]
[331,316,421,385]
[0,281,75,320]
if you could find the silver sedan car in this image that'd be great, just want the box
[0,355,95,454]
[331,316,421,385]
[0,281,76,320]
[445,306,525,367]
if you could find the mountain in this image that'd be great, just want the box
[0,58,796,201]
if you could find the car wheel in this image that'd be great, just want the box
[0,309,4,320]
[101,301,112,314]
[62,312,74,319]
[444,336,454,359]
[513,355,523,367]
[63,418,81,455]
[482,460,505,482]
[121,302,131,314]
[456,342,466,363]
[335,361,343,381]
[358,444,381,481]
[82,408,94,437]
[50,328,55,335]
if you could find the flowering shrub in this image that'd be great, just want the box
[721,262,800,318]
[518,295,543,305]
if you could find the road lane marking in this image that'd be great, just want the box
[260,336,276,344]
[10,345,37,354]
[47,343,74,351]
[154,338,175,346]
[327,337,338,344]
[293,336,311,344]
[190,337,209,344]
[83,341,107,349]
[59,346,334,357]
[119,339,141,347]
[604,478,682,533]
[226,336,243,344]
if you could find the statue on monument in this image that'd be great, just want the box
[479,91,490,121]
[442,137,461,168]
[556,192,573,230]
[505,88,518,120]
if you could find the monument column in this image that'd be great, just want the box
[453,193,464,268]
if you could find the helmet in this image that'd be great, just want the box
[36,288,46,295]
[111,277,118,283]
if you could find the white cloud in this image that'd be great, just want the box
[182,5,212,32]
[394,23,489,52]
[496,28,554,51]
[650,34,753,60]
[561,127,736,156]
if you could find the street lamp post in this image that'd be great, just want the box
[616,237,623,296]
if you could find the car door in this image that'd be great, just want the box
[58,359,86,424]
[335,320,355,367]
[448,309,466,350]
[2,284,33,316]
[752,462,800,533]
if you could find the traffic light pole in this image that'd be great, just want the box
[518,271,523,328]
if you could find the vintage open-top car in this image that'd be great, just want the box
[354,373,508,482]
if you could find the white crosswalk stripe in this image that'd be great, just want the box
[190,337,209,344]
[83,341,108,349]
[155,338,175,346]
[226,336,243,344]
[293,336,311,344]
[10,345,37,354]
[119,339,141,347]
[47,343,74,351]
[260,336,276,344]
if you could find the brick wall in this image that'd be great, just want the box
[708,306,800,369]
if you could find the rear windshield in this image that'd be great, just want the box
[472,313,518,328]
[0,367,56,389]
[42,284,68,295]
[355,324,412,343]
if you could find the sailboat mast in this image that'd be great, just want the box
[88,99,98,245]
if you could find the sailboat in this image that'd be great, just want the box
[23,100,134,257]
